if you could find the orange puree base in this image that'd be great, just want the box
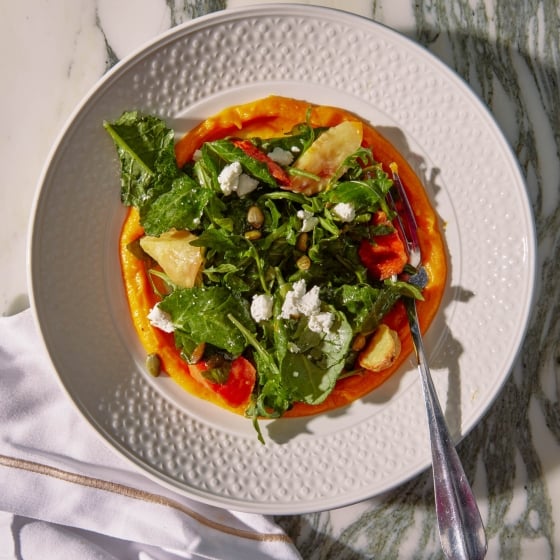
[120,95,447,418]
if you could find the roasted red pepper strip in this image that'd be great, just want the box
[358,211,408,280]
[232,139,291,186]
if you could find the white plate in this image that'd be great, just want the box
[29,5,535,514]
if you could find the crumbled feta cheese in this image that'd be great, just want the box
[279,279,307,319]
[291,278,308,298]
[236,174,259,197]
[218,161,242,195]
[192,149,203,161]
[251,293,273,323]
[308,312,334,334]
[297,209,319,232]
[267,146,294,166]
[332,202,356,222]
[291,146,301,153]
[279,279,334,334]
[217,161,259,197]
[148,303,175,333]
[298,285,321,316]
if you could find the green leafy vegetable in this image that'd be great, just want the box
[205,139,278,186]
[280,310,352,405]
[142,175,213,236]
[159,286,255,356]
[106,109,426,442]
[103,111,179,211]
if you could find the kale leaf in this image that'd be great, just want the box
[142,174,213,236]
[104,111,179,211]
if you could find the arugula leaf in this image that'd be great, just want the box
[159,287,255,356]
[337,147,376,180]
[334,284,381,333]
[202,263,239,283]
[104,111,179,210]
[325,180,383,213]
[359,280,424,335]
[280,310,352,405]
[191,227,243,253]
[227,312,290,421]
[255,122,321,157]
[191,227,270,294]
[141,174,213,236]
[363,164,394,194]
[173,329,203,364]
[192,144,222,192]
[205,139,277,186]
[303,230,367,286]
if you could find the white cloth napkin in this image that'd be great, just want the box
[0,310,301,560]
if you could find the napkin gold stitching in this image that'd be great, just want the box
[0,453,291,543]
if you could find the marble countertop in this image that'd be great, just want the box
[1,1,558,558]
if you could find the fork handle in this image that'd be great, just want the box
[405,299,487,560]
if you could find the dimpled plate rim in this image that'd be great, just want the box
[28,4,535,514]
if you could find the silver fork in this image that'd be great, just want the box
[389,167,487,560]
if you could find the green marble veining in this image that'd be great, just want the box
[95,9,119,71]
[166,0,227,25]
[277,1,559,558]
[98,1,226,68]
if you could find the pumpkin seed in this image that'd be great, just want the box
[146,353,161,377]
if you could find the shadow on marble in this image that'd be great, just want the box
[276,468,441,559]
[276,512,374,560]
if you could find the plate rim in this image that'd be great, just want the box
[27,4,536,514]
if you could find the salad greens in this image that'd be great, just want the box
[104,110,423,441]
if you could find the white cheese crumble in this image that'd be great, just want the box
[279,279,307,319]
[236,173,259,197]
[218,161,242,195]
[267,146,294,166]
[298,285,321,316]
[308,312,334,334]
[279,279,333,334]
[332,202,356,222]
[147,303,175,333]
[217,161,259,197]
[297,209,319,232]
[250,293,273,323]
[192,149,203,161]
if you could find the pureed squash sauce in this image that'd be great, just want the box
[119,96,447,418]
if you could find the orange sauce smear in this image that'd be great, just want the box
[120,96,447,418]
